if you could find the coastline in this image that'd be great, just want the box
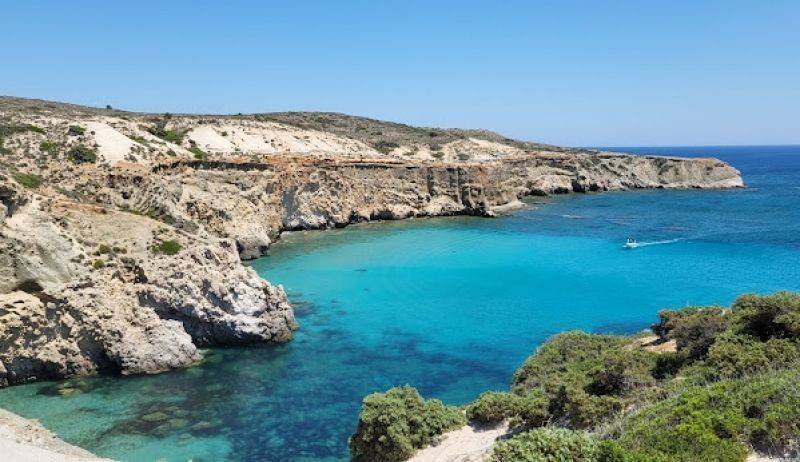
[0,97,747,459]
[0,408,109,461]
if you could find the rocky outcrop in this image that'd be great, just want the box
[0,178,296,386]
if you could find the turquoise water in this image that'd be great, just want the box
[0,146,799,461]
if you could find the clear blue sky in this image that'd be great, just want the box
[2,1,798,146]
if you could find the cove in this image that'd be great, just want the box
[0,146,798,462]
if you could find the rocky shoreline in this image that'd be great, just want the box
[0,96,743,457]
[0,407,109,461]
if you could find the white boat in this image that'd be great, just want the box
[624,239,638,249]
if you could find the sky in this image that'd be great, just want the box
[1,1,798,147]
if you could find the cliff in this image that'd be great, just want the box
[0,97,743,386]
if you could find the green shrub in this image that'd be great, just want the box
[39,141,60,154]
[67,145,97,164]
[188,146,207,160]
[488,428,603,462]
[92,259,105,269]
[349,386,465,462]
[13,172,43,188]
[652,306,728,360]
[703,332,800,379]
[151,240,182,255]
[67,125,85,136]
[146,118,187,143]
[466,391,548,427]
[612,368,800,460]
[730,292,800,340]
[431,151,444,159]
[374,140,400,154]
[510,332,658,429]
[0,122,44,137]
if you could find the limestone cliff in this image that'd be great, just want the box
[0,97,743,386]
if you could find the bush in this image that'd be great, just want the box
[652,306,728,360]
[67,145,97,163]
[488,428,603,462]
[0,123,44,137]
[188,146,207,160]
[374,140,400,154]
[67,125,85,136]
[703,332,800,379]
[92,259,105,269]
[146,119,186,143]
[151,240,182,255]
[466,391,548,427]
[349,386,465,462]
[13,172,43,188]
[513,332,655,398]
[730,292,800,340]
[612,368,800,460]
[39,141,60,154]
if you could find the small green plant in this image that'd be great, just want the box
[96,244,112,255]
[374,140,400,154]
[68,125,85,136]
[189,146,207,160]
[13,172,43,189]
[151,240,182,255]
[39,141,61,154]
[0,122,45,139]
[147,116,187,143]
[67,145,97,163]
[431,151,444,159]
[92,259,105,269]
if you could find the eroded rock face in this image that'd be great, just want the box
[0,180,296,386]
[72,153,742,262]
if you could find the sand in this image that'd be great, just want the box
[85,121,142,165]
[408,422,510,462]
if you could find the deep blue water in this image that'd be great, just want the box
[0,146,798,461]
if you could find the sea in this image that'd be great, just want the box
[0,145,798,461]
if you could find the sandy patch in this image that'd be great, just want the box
[408,422,510,462]
[85,121,142,165]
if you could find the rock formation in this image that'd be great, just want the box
[0,97,743,386]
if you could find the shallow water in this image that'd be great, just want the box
[0,146,799,461]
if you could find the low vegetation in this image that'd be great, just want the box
[147,115,187,143]
[67,144,97,163]
[351,292,800,461]
[151,240,182,255]
[373,140,400,154]
[39,140,61,154]
[1,122,45,137]
[349,386,465,462]
[67,125,85,136]
[188,146,207,160]
[12,172,43,189]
